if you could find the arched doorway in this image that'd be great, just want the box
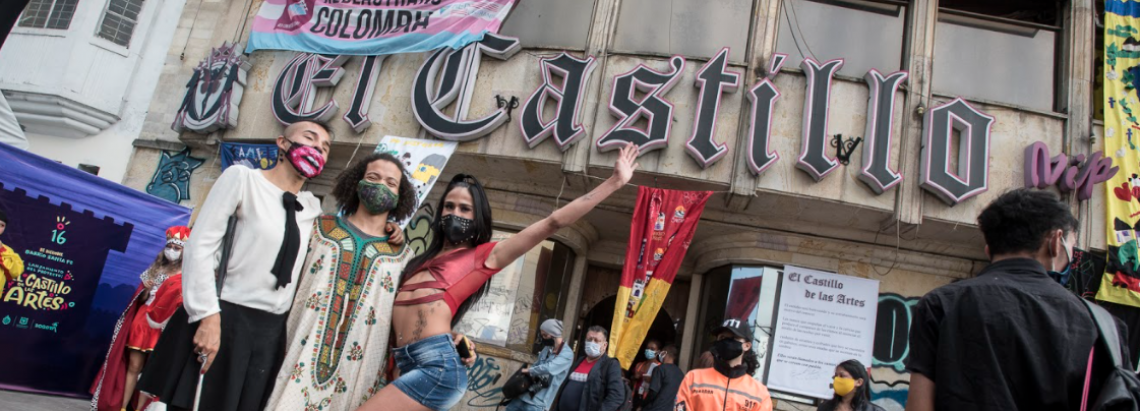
[575,295,678,367]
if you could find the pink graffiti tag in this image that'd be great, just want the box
[1024,142,1119,201]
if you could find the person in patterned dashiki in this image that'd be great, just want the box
[266,152,417,411]
[90,226,189,411]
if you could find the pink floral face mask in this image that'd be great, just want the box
[285,140,325,179]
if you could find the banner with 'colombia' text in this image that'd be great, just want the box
[1099,0,1140,307]
[246,0,516,56]
[610,187,711,369]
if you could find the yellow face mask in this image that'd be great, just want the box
[833,376,856,396]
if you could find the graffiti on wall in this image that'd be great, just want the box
[870,293,920,411]
[463,356,507,408]
[146,148,204,204]
[404,203,435,257]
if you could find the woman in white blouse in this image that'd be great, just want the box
[139,121,333,411]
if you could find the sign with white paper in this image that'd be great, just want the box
[767,265,879,399]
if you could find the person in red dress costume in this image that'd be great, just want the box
[90,226,189,411]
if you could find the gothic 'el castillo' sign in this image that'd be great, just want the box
[176,35,1110,206]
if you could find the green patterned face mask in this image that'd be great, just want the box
[357,180,399,214]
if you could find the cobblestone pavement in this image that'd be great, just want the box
[0,389,88,411]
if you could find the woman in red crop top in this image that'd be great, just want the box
[357,143,639,411]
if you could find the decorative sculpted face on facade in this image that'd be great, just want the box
[172,42,251,133]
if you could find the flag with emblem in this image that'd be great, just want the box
[610,187,711,369]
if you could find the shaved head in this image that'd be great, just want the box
[281,121,332,157]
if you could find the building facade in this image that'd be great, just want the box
[120,0,1102,410]
[1,0,188,182]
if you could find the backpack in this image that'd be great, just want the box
[1080,299,1140,411]
[618,375,634,411]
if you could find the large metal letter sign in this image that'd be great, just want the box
[686,48,741,168]
[796,58,844,181]
[412,33,522,141]
[920,98,995,205]
[519,53,597,150]
[272,53,349,126]
[597,56,686,155]
[858,70,908,193]
[343,55,388,133]
[745,54,787,176]
[172,42,250,133]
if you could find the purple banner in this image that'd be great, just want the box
[0,143,190,397]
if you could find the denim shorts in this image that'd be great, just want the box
[391,334,468,411]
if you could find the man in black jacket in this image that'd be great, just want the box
[553,326,625,411]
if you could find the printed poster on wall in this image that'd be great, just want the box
[374,135,457,229]
[768,265,879,399]
[0,143,191,396]
[453,231,522,347]
[246,0,516,56]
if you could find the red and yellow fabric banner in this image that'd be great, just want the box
[1099,0,1140,307]
[610,187,711,369]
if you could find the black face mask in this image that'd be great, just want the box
[540,337,555,347]
[439,214,476,245]
[711,338,744,362]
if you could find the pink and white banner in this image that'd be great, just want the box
[246,0,516,56]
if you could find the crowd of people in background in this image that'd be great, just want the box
[81,120,1138,411]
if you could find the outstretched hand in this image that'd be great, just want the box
[612,142,640,186]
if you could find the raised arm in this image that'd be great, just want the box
[486,143,639,270]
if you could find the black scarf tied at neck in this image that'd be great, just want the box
[271,192,304,289]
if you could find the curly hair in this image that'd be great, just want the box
[742,345,761,375]
[331,153,417,222]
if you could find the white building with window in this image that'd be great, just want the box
[0,0,187,182]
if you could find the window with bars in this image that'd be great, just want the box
[18,0,79,30]
[97,0,145,47]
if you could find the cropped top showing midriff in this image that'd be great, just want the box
[394,242,503,316]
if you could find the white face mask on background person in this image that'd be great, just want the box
[164,247,182,262]
[585,341,604,358]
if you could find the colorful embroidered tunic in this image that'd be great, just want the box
[266,215,410,411]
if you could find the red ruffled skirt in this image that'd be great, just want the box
[126,306,160,352]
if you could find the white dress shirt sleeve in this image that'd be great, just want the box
[181,166,246,323]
